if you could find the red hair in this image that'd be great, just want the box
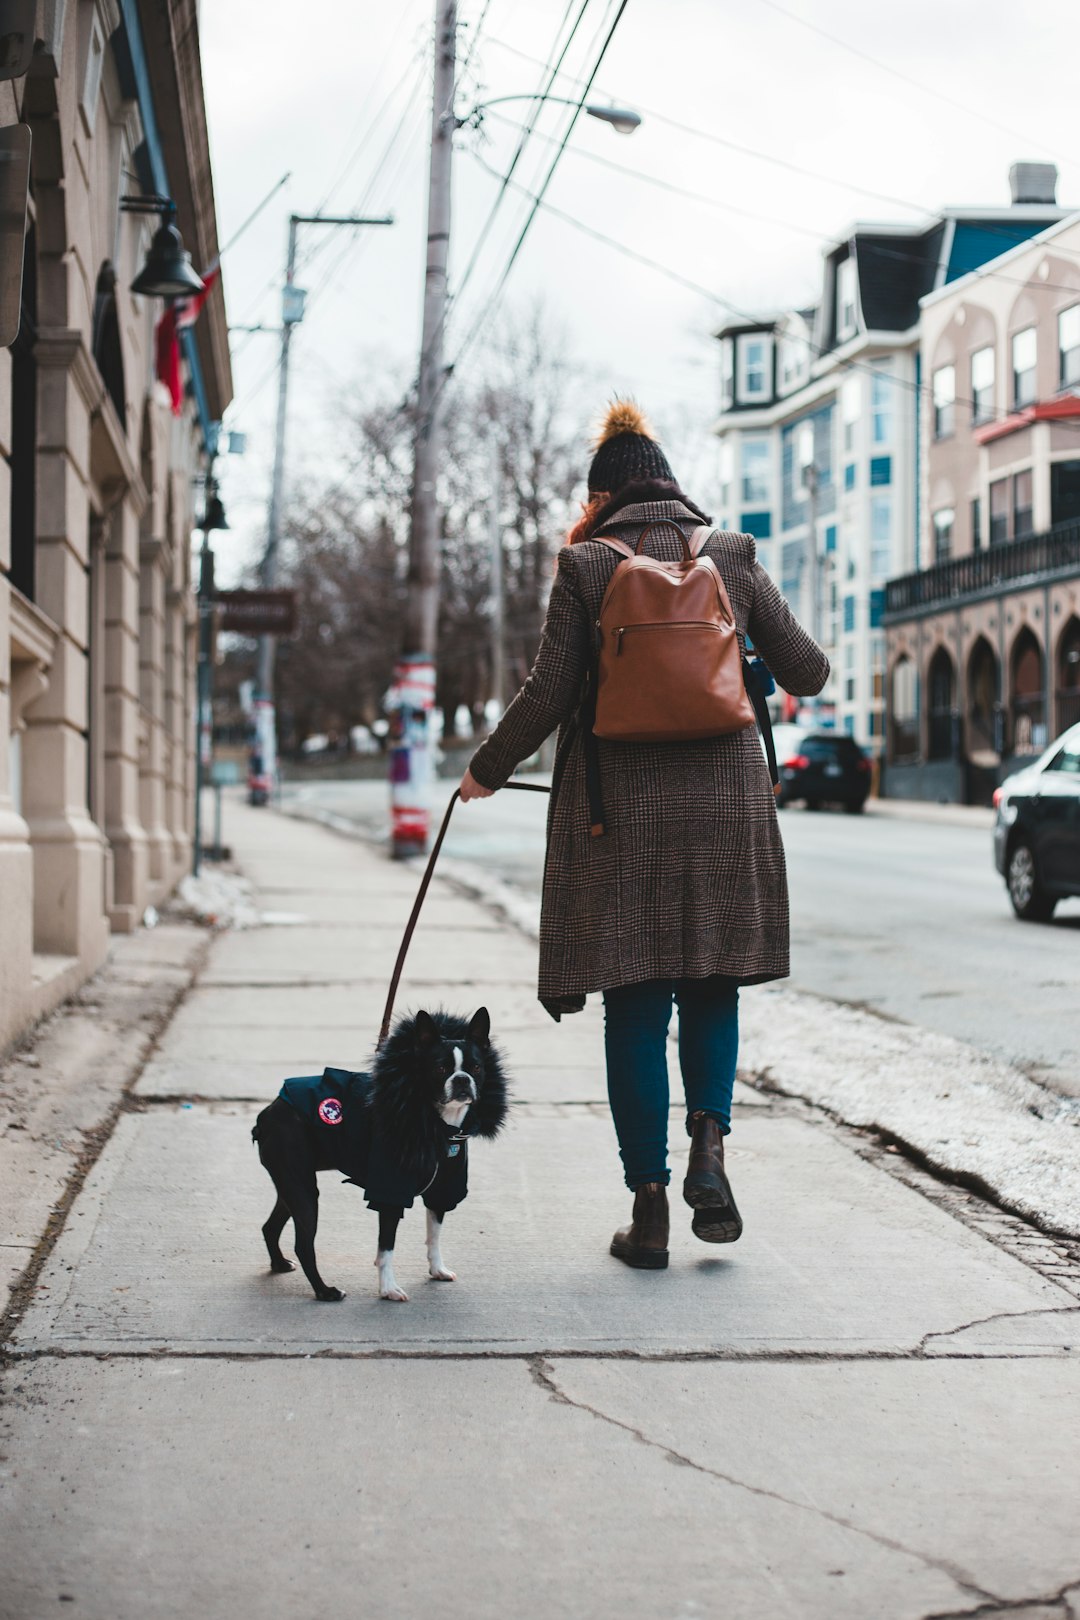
[566,491,610,548]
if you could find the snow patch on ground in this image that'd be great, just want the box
[167,871,262,930]
[740,985,1080,1237]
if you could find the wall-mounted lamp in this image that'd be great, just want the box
[122,194,205,299]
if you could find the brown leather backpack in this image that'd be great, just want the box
[591,521,757,743]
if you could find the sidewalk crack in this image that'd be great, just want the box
[917,1305,1080,1354]
[527,1355,998,1607]
[919,1576,1080,1617]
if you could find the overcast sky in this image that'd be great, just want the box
[200,0,1080,584]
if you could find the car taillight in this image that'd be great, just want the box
[785,754,809,770]
[992,787,1003,809]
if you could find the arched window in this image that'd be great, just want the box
[1057,616,1080,734]
[927,646,956,760]
[91,260,126,424]
[967,636,1001,761]
[1010,627,1045,754]
[889,655,918,761]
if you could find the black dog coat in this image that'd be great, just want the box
[279,1067,469,1212]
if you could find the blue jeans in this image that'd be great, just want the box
[602,976,739,1190]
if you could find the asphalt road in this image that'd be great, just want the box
[282,777,1080,1098]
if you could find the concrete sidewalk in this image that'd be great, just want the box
[2,798,1080,1619]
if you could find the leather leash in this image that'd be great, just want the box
[377,781,551,1050]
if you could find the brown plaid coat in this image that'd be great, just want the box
[468,499,830,1018]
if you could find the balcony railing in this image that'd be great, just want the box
[885,519,1080,618]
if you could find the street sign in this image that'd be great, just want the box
[216,588,297,636]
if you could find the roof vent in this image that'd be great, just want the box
[1009,162,1058,205]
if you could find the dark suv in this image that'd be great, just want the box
[993,724,1080,919]
[774,726,872,813]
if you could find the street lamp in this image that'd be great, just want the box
[122,195,205,298]
[456,93,642,134]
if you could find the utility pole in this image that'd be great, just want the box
[390,0,457,857]
[254,210,392,798]
[488,433,505,715]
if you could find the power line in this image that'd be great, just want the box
[484,30,1080,260]
[465,147,1080,437]
[441,0,632,391]
[430,0,590,363]
[484,106,1080,299]
[754,0,1080,170]
[309,4,431,221]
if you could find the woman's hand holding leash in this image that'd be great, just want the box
[459,767,494,802]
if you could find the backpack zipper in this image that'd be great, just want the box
[614,621,723,654]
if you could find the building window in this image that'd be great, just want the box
[1012,327,1037,408]
[869,588,885,628]
[869,456,891,486]
[871,364,891,445]
[932,507,955,563]
[781,539,802,599]
[740,510,772,539]
[843,595,856,633]
[836,257,857,342]
[841,375,859,453]
[933,364,956,438]
[824,524,837,554]
[990,478,1009,544]
[779,332,807,394]
[971,495,983,551]
[971,346,995,423]
[1059,306,1080,390]
[1051,459,1080,527]
[741,438,770,503]
[844,463,856,491]
[870,493,891,576]
[737,334,772,403]
[720,339,734,409]
[1013,468,1034,538]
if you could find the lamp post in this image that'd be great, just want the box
[391,19,642,856]
[193,478,228,876]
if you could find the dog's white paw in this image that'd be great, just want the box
[428,1264,457,1282]
[379,1283,409,1302]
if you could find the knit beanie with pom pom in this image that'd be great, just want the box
[587,399,675,494]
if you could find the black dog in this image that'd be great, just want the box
[252,1008,508,1302]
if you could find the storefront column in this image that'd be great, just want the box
[21,331,108,963]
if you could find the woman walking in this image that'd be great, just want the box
[461,402,829,1269]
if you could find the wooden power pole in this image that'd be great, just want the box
[390,0,457,857]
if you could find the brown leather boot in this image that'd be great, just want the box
[610,1183,669,1269]
[683,1114,743,1243]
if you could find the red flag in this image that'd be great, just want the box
[154,265,221,417]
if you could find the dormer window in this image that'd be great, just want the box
[737,333,772,403]
[836,257,858,343]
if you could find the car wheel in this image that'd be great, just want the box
[804,798,821,812]
[1006,841,1056,921]
[843,799,865,814]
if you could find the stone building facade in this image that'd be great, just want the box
[0,0,231,1052]
[884,208,1080,803]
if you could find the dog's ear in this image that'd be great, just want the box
[414,1010,440,1049]
[468,1007,490,1049]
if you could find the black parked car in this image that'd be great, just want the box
[993,723,1080,919]
[773,725,872,813]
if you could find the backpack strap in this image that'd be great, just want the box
[589,534,635,559]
